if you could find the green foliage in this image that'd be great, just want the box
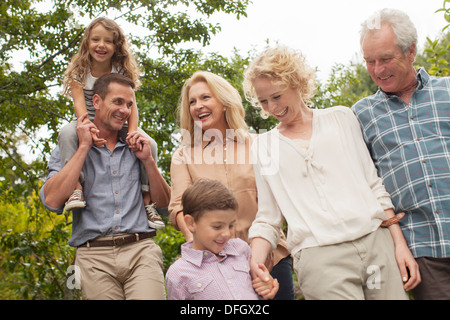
[313,62,378,108]
[435,0,450,31]
[423,37,450,76]
[415,33,450,76]
[422,1,450,76]
[0,187,80,299]
[154,219,185,272]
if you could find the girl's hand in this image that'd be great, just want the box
[127,131,153,161]
[126,130,144,153]
[90,127,107,147]
[252,264,279,300]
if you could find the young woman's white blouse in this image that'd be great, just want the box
[248,106,393,255]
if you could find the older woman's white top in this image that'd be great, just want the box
[248,106,393,255]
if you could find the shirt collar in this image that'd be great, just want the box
[202,131,248,149]
[377,67,429,98]
[181,240,240,267]
[201,132,242,149]
[416,67,430,89]
[92,136,126,151]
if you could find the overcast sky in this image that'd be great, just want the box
[24,0,448,82]
[14,0,449,161]
[195,0,447,81]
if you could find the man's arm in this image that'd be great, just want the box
[128,131,171,208]
[143,154,171,208]
[384,208,421,291]
[249,237,273,281]
[44,113,94,209]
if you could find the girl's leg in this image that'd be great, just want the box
[58,121,86,211]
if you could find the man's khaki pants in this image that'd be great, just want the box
[293,227,409,300]
[75,236,166,300]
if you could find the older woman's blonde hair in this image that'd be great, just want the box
[243,46,316,118]
[178,71,248,144]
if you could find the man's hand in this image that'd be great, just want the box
[126,130,153,161]
[76,113,97,149]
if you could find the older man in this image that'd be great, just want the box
[40,73,170,299]
[352,8,450,300]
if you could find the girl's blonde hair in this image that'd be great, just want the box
[243,46,316,118]
[178,71,248,144]
[63,17,140,95]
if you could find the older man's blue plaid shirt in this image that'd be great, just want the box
[352,68,450,258]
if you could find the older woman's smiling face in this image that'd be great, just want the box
[188,81,229,134]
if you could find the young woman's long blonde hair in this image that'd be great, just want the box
[178,71,248,145]
[63,17,140,95]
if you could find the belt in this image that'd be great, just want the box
[78,231,156,248]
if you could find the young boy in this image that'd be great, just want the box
[165,179,278,300]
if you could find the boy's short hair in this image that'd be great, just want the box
[182,179,238,220]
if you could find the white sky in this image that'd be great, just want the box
[195,0,447,81]
[13,0,448,162]
[19,0,447,83]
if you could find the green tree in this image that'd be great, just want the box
[415,32,450,76]
[313,61,378,109]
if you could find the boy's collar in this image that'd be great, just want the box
[181,240,239,266]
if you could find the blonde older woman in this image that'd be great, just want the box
[169,71,293,299]
[244,46,420,300]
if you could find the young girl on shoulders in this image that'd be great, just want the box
[60,17,164,229]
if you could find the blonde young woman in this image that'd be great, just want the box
[61,17,163,228]
[244,46,420,300]
[169,71,294,299]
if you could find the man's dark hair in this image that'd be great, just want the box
[93,73,135,99]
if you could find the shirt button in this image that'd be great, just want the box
[112,170,117,174]
[435,210,440,214]
[227,280,232,285]
[114,226,118,230]
[197,283,202,288]
[428,183,433,187]
[116,210,120,214]
[115,190,119,194]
